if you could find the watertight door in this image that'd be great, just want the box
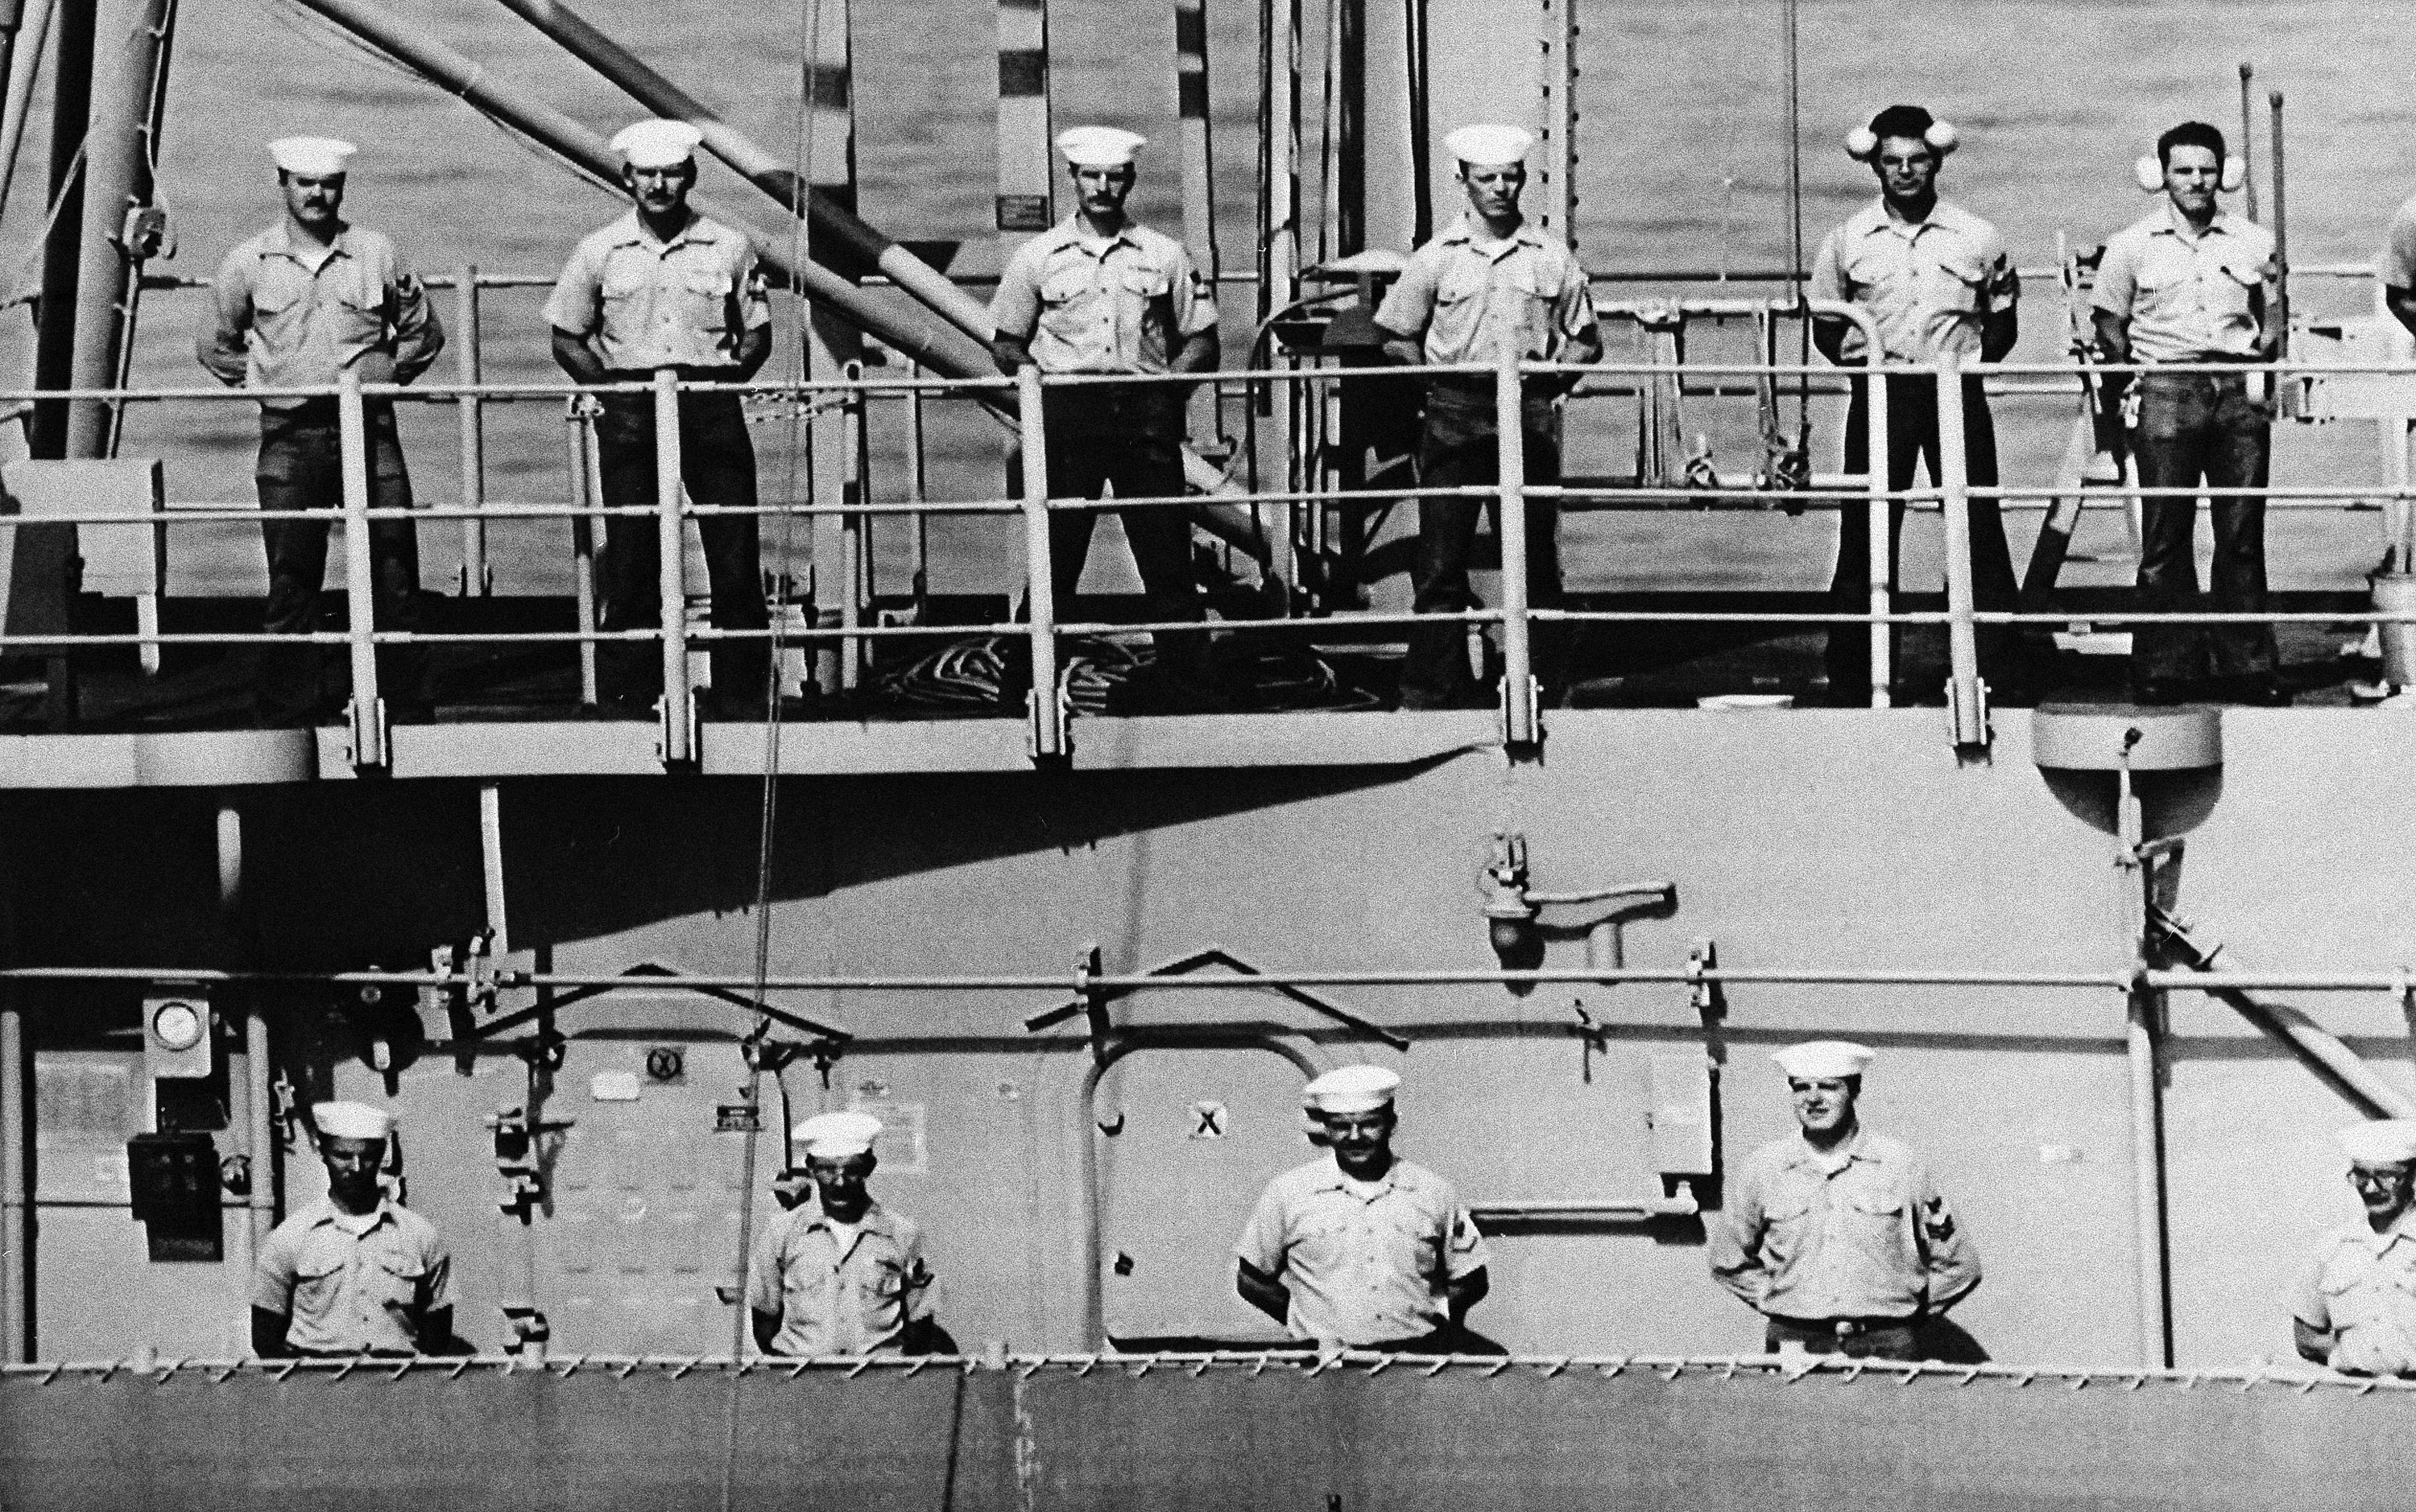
[536,1039,775,1356]
[1094,1044,1309,1347]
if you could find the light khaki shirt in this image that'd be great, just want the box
[746,1200,934,1356]
[197,222,445,408]
[1372,213,1599,367]
[2091,202,2276,364]
[2290,1218,2416,1375]
[1808,197,2017,363]
[989,216,1218,375]
[1708,1129,1980,1322]
[251,1198,452,1355]
[1235,1155,1489,1346]
[544,209,771,371]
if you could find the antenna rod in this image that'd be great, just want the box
[2236,62,2257,222]
[1781,0,1807,421]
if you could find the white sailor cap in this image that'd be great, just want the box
[313,1101,393,1142]
[1443,123,1534,167]
[794,1109,883,1159]
[610,119,704,171]
[2339,1121,2416,1168]
[1773,1041,1876,1080]
[1057,126,1146,168]
[1302,1064,1401,1115]
[269,137,355,177]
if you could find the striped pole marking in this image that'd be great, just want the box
[1173,0,1218,276]
[804,0,863,696]
[995,0,1053,242]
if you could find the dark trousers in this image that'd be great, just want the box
[2130,371,2277,685]
[1764,1314,1922,1361]
[1032,390,1204,678]
[1826,374,2021,698]
[254,401,426,725]
[1402,392,1566,708]
[595,382,769,706]
[1365,1321,1508,1355]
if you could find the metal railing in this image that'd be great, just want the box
[13,325,2416,766]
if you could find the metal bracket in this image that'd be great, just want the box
[1024,944,1409,1051]
[1686,939,1725,1022]
[656,690,701,768]
[344,696,389,771]
[1946,676,1992,752]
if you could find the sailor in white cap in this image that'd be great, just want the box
[747,1109,951,1356]
[547,118,775,717]
[1707,1043,1981,1360]
[1234,1065,1500,1353]
[250,1101,455,1357]
[2290,1121,2416,1374]
[990,126,1224,704]
[197,136,445,727]
[2092,120,2286,707]
[1808,104,2025,704]
[1372,122,1599,710]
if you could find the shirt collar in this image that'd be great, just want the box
[608,208,710,253]
[2153,200,2234,241]
[307,1197,395,1233]
[801,1200,895,1239]
[1313,1153,1405,1196]
[1441,212,1542,256]
[1055,215,1140,258]
[1785,1126,1875,1173]
[1851,197,1957,242]
[263,221,356,263]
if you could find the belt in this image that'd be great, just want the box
[2138,366,2254,383]
[1770,1314,1914,1337]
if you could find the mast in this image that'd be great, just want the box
[63,0,172,460]
[27,0,94,459]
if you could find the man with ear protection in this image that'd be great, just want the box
[2091,121,2285,705]
[1808,105,2025,706]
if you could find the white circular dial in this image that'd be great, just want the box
[151,1000,205,1052]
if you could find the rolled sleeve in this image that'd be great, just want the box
[901,1231,937,1322]
[2290,1251,2333,1330]
[1806,230,1847,308]
[1913,1165,1981,1310]
[1170,248,1218,337]
[1234,1187,1287,1274]
[2090,235,2139,320]
[1976,229,2019,315]
[198,247,254,386]
[1705,1169,1772,1309]
[744,1220,788,1315]
[1440,1191,1489,1279]
[990,244,1045,341]
[419,1237,456,1314]
[542,245,604,338]
[250,1225,299,1313]
[1372,254,1437,342]
[388,256,446,385]
[735,252,773,333]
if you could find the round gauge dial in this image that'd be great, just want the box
[151,1000,205,1052]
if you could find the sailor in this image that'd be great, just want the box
[1234,1064,1500,1353]
[250,1101,454,1357]
[197,136,445,727]
[546,119,773,717]
[2091,121,2286,706]
[1808,105,2025,704]
[1708,1042,1981,1361]
[1373,122,1600,711]
[990,126,1222,701]
[747,1110,951,1356]
[2290,1121,2416,1376]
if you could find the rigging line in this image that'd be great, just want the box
[1780,0,1806,427]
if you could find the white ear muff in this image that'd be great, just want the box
[2134,154,2163,192]
[1844,126,1878,162]
[2219,157,2246,192]
[1924,120,1959,156]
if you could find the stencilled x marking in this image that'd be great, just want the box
[1188,1101,1228,1140]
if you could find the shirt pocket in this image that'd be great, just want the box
[1925,248,1987,316]
[2208,258,2265,318]
[1383,1204,1442,1279]
[369,1253,426,1312]
[291,1252,345,1318]
[677,270,733,335]
[1843,1188,1905,1247]
[1036,266,1098,343]
[1761,1194,1816,1264]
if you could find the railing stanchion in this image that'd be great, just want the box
[454,264,489,596]
[565,398,599,706]
[1494,343,1538,749]
[1016,364,1065,760]
[840,365,866,690]
[1865,368,1892,708]
[653,370,693,760]
[337,371,387,770]
[906,360,930,609]
[1934,353,1988,746]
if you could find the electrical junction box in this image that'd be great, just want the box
[126,1130,223,1262]
[1645,1054,1717,1178]
[143,990,213,1080]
